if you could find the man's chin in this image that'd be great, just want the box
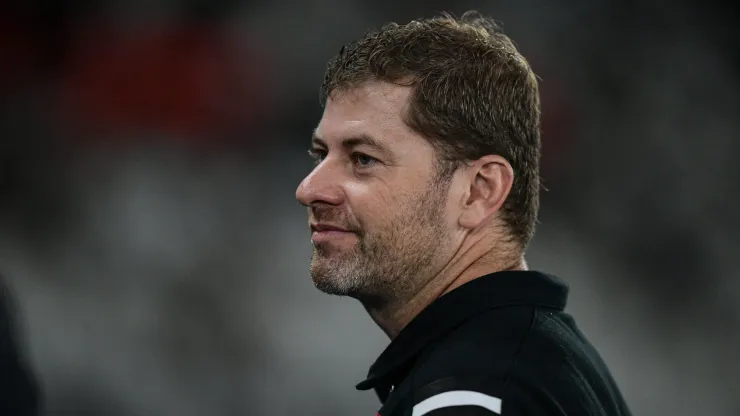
[310,266,367,296]
[311,275,354,297]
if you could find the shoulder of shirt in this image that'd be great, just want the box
[410,305,574,391]
[403,306,631,415]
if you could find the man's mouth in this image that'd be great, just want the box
[310,223,356,243]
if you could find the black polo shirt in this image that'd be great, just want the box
[356,271,632,416]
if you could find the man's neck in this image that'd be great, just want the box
[364,241,526,339]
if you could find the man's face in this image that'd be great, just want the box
[296,82,457,304]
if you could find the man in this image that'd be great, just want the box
[0,275,40,415]
[296,11,631,416]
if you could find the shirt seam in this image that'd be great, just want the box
[502,306,539,389]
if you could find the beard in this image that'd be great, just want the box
[309,178,451,306]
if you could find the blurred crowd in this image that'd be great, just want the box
[0,0,738,415]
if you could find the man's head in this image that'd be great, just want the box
[296,12,541,305]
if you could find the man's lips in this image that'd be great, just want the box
[310,223,350,232]
[310,223,356,243]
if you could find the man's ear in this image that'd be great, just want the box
[458,155,514,230]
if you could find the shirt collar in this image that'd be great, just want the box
[355,270,569,391]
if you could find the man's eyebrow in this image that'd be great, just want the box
[311,132,393,156]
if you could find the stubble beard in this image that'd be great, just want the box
[310,181,450,306]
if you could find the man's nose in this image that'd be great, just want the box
[296,162,344,207]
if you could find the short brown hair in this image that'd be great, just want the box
[320,11,541,249]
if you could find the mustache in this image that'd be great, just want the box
[308,207,362,234]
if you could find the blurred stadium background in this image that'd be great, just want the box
[1,0,738,415]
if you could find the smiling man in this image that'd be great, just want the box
[296,11,631,416]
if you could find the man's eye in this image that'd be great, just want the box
[308,149,326,165]
[352,153,378,168]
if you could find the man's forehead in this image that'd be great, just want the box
[315,82,414,144]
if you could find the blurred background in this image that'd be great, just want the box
[0,0,738,415]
